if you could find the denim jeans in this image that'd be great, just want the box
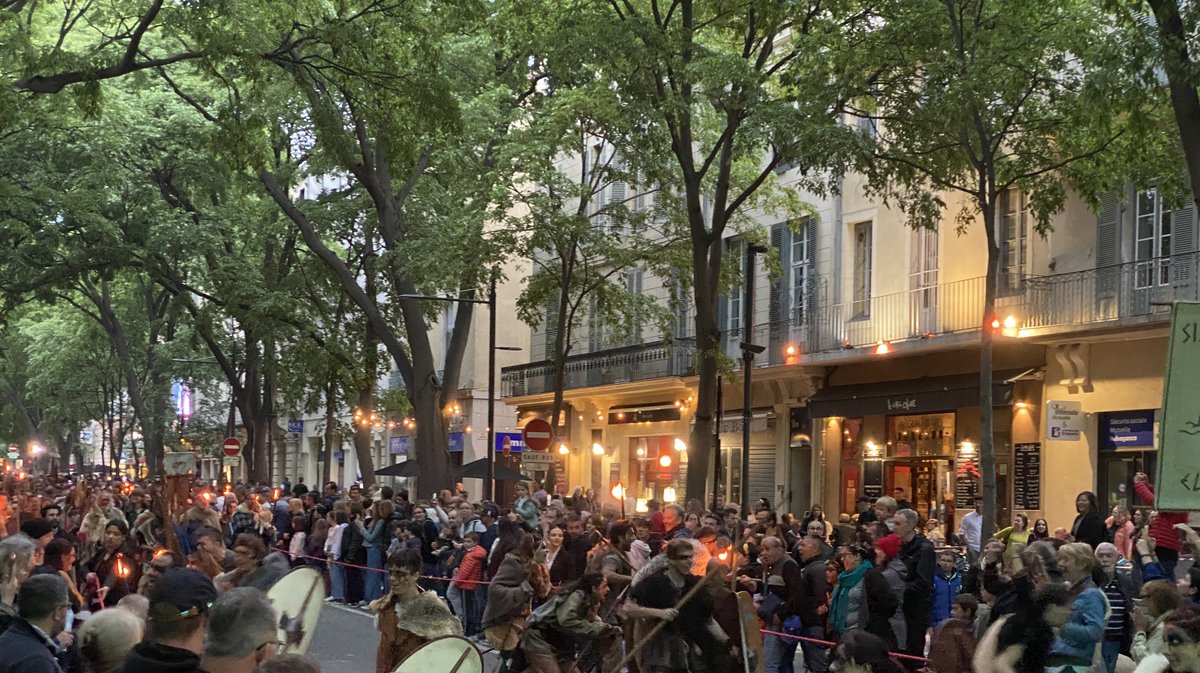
[365,546,385,602]
[1101,638,1121,673]
[799,625,829,673]
[764,615,803,673]
[329,559,346,601]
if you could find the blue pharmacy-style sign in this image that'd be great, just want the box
[1103,411,1155,450]
[287,419,304,433]
[389,436,410,455]
[494,432,525,455]
[449,432,465,453]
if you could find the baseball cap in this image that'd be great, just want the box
[148,568,217,620]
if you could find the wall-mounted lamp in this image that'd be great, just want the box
[557,443,570,456]
[960,440,976,456]
[592,442,605,456]
[874,341,890,355]
[674,438,687,452]
[663,486,677,503]
[865,440,881,457]
[659,454,673,468]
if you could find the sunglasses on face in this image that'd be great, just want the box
[1166,631,1196,647]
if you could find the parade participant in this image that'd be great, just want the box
[200,588,282,673]
[929,595,977,673]
[973,583,1072,673]
[197,526,237,575]
[140,550,175,597]
[0,574,70,673]
[1160,609,1200,673]
[483,529,550,652]
[1070,491,1107,549]
[371,549,461,673]
[829,544,897,647]
[78,606,144,673]
[86,518,139,608]
[893,508,934,663]
[830,630,904,673]
[20,518,55,550]
[115,568,218,673]
[521,572,621,673]
[1048,543,1107,673]
[218,534,288,593]
[599,520,636,616]
[624,538,734,673]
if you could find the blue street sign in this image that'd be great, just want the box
[494,432,525,454]
[1102,410,1155,450]
[449,432,465,453]
[287,419,304,433]
[389,436,410,455]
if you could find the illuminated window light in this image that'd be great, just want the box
[662,486,677,503]
[673,438,687,452]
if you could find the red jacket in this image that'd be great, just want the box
[452,544,487,589]
[1134,481,1187,553]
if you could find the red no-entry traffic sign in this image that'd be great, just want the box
[222,437,243,457]
[522,418,553,451]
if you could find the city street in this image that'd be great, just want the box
[308,603,377,673]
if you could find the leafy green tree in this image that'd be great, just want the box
[848,0,1144,535]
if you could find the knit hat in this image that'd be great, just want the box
[20,518,54,540]
[876,533,902,561]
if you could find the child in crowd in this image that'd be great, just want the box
[932,549,963,628]
[929,594,978,673]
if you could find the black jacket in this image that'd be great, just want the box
[1072,511,1107,549]
[898,533,936,622]
[115,641,208,673]
[863,567,899,648]
[797,555,829,629]
[0,617,62,673]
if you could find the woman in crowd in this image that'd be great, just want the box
[544,526,570,584]
[1030,518,1051,542]
[1047,542,1107,673]
[1132,579,1182,664]
[802,504,833,540]
[36,538,83,611]
[287,515,307,565]
[874,535,907,650]
[0,534,37,628]
[86,518,139,608]
[1070,491,1106,548]
[994,513,1031,563]
[829,544,898,648]
[362,499,394,602]
[514,482,539,531]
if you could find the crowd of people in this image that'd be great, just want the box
[2,469,1200,673]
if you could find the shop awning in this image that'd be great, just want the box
[805,370,1022,418]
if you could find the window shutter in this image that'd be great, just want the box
[544,296,560,361]
[1095,191,1120,298]
[769,223,789,364]
[1173,203,1195,283]
[608,181,627,236]
[627,268,643,345]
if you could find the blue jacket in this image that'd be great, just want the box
[0,617,62,673]
[930,570,962,626]
[1050,578,1108,663]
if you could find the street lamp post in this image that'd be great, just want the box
[740,244,768,519]
[399,272,513,501]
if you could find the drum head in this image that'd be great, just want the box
[265,567,325,655]
[391,635,482,673]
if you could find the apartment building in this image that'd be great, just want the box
[502,147,1198,530]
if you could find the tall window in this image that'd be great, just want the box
[852,222,872,318]
[998,190,1028,293]
[1135,188,1172,288]
[727,239,744,335]
[625,268,643,345]
[791,219,810,324]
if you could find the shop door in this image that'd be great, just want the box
[1099,451,1157,514]
[887,459,952,524]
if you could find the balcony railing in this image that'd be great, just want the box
[503,253,1200,398]
[1022,251,1200,331]
[501,338,696,398]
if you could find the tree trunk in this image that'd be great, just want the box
[1147,0,1200,215]
[323,382,336,486]
[979,203,1001,537]
[354,386,377,489]
[686,234,723,501]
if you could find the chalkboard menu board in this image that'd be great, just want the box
[1013,442,1041,510]
[955,462,980,505]
[864,461,884,499]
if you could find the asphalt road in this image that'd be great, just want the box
[308,603,378,673]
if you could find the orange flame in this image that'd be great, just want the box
[201,492,212,503]
[272,488,280,500]
[152,548,169,559]
[115,557,130,579]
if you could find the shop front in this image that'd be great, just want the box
[809,371,1031,531]
[1097,409,1157,514]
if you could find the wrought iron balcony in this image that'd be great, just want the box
[501,338,697,398]
[1021,251,1200,332]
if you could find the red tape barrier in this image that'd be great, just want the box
[759,628,930,663]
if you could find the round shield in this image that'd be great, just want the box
[391,635,482,673]
[265,567,325,655]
